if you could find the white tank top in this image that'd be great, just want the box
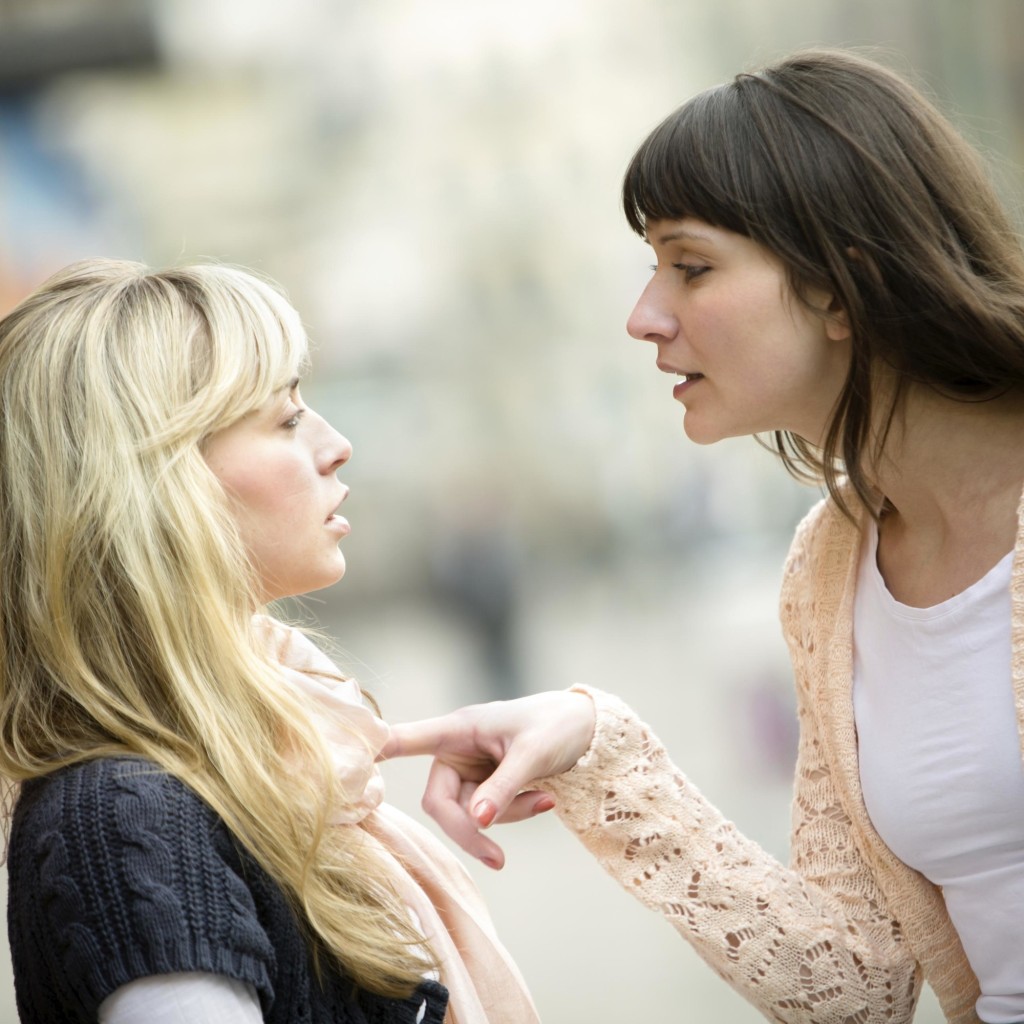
[853,520,1024,1023]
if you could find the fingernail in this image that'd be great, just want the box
[473,799,497,828]
[535,797,555,813]
[480,855,501,870]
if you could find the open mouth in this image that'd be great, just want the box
[326,489,349,523]
[679,373,704,383]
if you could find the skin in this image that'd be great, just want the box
[866,382,1024,607]
[384,692,596,870]
[627,218,851,446]
[204,380,353,602]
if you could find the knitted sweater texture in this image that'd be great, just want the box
[7,756,448,1024]
[541,494,1011,1024]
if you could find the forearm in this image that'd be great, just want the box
[538,687,919,1024]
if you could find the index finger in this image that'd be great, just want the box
[381,718,454,759]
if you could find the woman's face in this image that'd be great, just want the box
[627,217,851,445]
[204,380,352,602]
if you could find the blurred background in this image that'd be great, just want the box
[2,0,1023,1020]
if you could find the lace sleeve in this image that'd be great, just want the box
[537,687,920,1024]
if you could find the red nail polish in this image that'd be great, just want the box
[473,799,497,828]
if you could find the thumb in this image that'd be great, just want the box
[467,746,543,828]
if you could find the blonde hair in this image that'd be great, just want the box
[0,258,430,995]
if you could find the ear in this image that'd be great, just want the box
[823,244,862,343]
[824,296,851,342]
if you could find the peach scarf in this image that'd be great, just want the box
[258,617,539,1024]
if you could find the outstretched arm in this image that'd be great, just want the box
[381,689,596,869]
[389,685,924,1022]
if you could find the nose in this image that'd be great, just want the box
[626,276,677,344]
[318,418,352,474]
[328,431,352,473]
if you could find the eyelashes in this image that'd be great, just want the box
[648,263,711,281]
[675,263,710,282]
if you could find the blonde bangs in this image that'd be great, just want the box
[120,264,312,451]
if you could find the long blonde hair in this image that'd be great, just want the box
[0,258,430,995]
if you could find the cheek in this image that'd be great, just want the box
[690,278,765,337]
[214,453,299,539]
[219,468,279,523]
[736,285,817,360]
[231,486,286,541]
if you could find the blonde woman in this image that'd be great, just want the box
[0,260,538,1024]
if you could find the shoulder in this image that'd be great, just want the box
[778,492,866,660]
[9,756,249,930]
[18,754,206,810]
[781,491,863,586]
[9,757,277,1020]
[13,756,224,868]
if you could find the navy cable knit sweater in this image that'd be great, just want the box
[7,757,448,1023]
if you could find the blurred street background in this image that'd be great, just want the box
[2,1,1023,1020]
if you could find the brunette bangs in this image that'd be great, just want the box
[622,84,799,244]
[621,48,1024,519]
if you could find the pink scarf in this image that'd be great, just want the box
[257,617,539,1024]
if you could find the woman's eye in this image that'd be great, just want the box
[283,409,306,430]
[674,263,709,282]
[649,262,710,282]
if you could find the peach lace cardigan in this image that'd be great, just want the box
[540,494,1017,1024]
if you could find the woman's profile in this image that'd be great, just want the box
[385,49,1024,1023]
[0,259,538,1024]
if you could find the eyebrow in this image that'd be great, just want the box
[280,375,300,393]
[651,228,717,246]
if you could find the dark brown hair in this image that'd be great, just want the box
[623,48,1024,514]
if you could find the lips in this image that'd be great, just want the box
[324,510,351,537]
[326,486,349,524]
[656,360,703,381]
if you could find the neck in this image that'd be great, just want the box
[867,384,1024,534]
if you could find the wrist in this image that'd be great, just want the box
[564,686,597,769]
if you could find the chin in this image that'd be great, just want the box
[268,563,347,602]
[683,414,760,446]
[309,562,347,594]
[682,419,726,446]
